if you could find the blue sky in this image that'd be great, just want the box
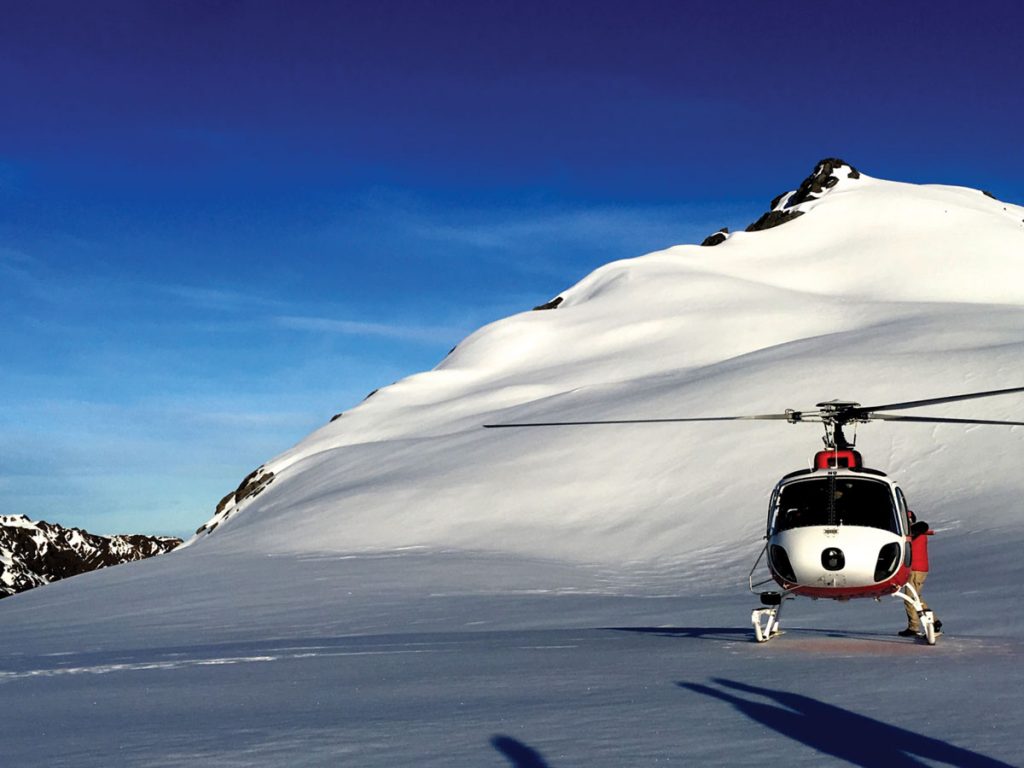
[2,1,1022,537]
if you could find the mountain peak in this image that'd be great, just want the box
[745,157,862,233]
[700,158,863,245]
[780,157,861,205]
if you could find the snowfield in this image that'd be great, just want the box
[2,162,1023,766]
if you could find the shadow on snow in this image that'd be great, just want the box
[491,735,551,767]
[679,678,1014,767]
[611,625,962,647]
[607,626,753,642]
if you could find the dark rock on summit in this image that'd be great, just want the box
[744,158,859,233]
[784,157,860,209]
[1,514,181,598]
[533,296,564,310]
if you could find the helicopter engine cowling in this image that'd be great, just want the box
[768,526,909,598]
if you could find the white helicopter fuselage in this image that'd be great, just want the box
[766,464,912,599]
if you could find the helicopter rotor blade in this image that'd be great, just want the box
[849,385,1024,418]
[483,414,795,428]
[483,385,1024,429]
[866,414,1024,426]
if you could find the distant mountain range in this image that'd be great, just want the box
[1,514,181,598]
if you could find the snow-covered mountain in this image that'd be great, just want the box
[0,514,180,597]
[190,157,1024,566]
[3,159,1024,767]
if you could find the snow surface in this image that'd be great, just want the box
[2,167,1024,766]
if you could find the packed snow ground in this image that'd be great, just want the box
[3,164,1024,766]
[2,545,1022,766]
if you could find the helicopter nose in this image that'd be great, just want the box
[821,547,845,571]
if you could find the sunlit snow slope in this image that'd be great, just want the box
[191,160,1024,567]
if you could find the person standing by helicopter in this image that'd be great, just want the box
[900,511,943,637]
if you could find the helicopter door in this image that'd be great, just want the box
[895,487,911,535]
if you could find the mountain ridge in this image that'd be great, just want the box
[0,513,181,598]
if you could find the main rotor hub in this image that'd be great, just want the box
[805,402,863,449]
[815,400,861,416]
[822,420,856,450]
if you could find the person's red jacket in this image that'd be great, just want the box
[910,522,934,572]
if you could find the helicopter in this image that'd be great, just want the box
[484,385,1024,645]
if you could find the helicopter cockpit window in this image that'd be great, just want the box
[774,478,898,533]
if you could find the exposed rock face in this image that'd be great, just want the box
[745,209,805,232]
[533,296,564,310]
[194,466,276,537]
[745,157,860,232]
[782,157,860,209]
[700,228,730,247]
[0,514,181,599]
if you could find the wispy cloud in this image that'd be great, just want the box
[0,246,58,310]
[0,246,43,283]
[408,205,692,251]
[341,190,759,279]
[0,245,36,266]
[158,283,291,313]
[275,315,467,344]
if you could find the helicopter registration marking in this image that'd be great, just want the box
[817,574,847,587]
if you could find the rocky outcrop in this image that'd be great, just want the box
[533,296,564,310]
[0,514,181,598]
[700,228,730,247]
[745,209,805,232]
[745,158,860,232]
[782,157,861,209]
[194,466,276,537]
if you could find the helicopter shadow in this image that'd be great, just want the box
[491,735,551,767]
[679,678,1014,767]
[611,625,943,649]
[607,626,754,642]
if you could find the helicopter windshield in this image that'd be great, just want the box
[774,477,898,533]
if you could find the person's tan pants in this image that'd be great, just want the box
[904,570,930,630]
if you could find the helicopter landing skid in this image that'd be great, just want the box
[893,583,938,645]
[752,594,792,643]
[752,606,781,643]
